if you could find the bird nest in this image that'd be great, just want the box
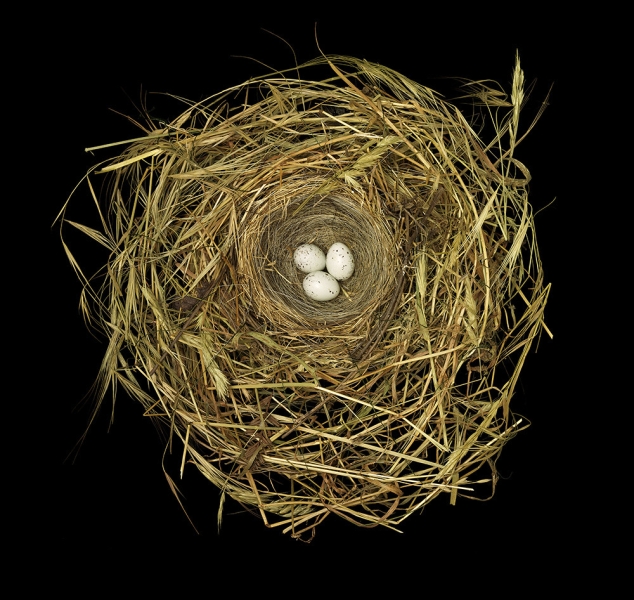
[61,55,550,540]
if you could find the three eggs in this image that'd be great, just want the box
[294,243,355,301]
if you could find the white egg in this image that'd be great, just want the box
[326,242,355,281]
[294,244,326,273]
[302,271,340,301]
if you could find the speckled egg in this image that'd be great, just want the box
[326,242,355,281]
[294,244,326,273]
[302,271,340,301]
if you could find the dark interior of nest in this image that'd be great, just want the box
[240,190,402,331]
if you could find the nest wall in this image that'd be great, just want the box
[63,55,550,539]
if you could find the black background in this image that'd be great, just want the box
[36,8,588,586]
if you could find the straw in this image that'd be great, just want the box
[59,53,550,540]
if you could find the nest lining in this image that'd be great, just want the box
[240,186,399,329]
[61,55,550,540]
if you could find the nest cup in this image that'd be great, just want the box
[62,55,550,539]
[240,186,398,328]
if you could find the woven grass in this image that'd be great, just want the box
[59,54,551,540]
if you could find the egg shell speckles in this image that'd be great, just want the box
[294,244,326,273]
[326,242,355,281]
[302,271,340,301]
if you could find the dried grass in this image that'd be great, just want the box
[58,54,551,540]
